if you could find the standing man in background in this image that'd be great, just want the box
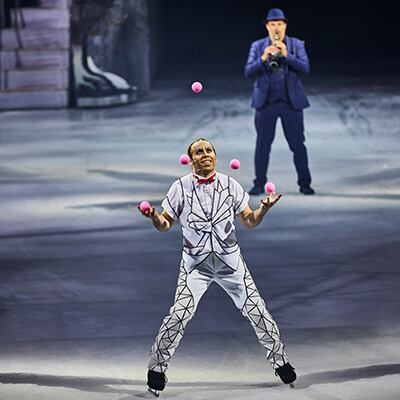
[245,8,315,195]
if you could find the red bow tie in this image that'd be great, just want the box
[194,173,216,185]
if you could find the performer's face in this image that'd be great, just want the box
[190,140,217,176]
[266,20,287,41]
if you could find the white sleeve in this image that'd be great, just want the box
[230,177,249,215]
[161,179,183,220]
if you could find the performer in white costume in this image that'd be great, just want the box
[139,138,296,396]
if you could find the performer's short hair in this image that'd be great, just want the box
[187,138,216,160]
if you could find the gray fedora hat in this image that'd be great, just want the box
[262,8,289,24]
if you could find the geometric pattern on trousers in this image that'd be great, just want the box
[148,260,288,373]
[148,264,194,373]
[240,264,288,369]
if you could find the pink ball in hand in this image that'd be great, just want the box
[191,81,203,93]
[179,154,191,165]
[230,159,241,170]
[139,201,151,213]
[265,181,276,193]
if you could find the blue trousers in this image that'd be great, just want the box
[253,102,312,188]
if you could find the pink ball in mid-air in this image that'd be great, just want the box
[191,81,203,93]
[139,201,151,213]
[179,154,190,165]
[230,159,241,170]
[265,181,276,193]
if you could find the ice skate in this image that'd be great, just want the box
[275,362,296,387]
[147,370,167,397]
[147,387,160,397]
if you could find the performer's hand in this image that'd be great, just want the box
[137,204,156,219]
[260,192,283,210]
[137,206,173,232]
[274,41,287,57]
[261,45,279,62]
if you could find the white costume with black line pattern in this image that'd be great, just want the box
[148,172,289,373]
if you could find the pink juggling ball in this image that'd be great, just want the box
[230,159,241,170]
[139,201,151,213]
[191,81,203,93]
[265,182,276,193]
[179,154,191,165]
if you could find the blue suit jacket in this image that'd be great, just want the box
[245,35,310,110]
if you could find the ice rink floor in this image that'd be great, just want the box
[0,74,400,399]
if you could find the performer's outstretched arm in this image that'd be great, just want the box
[138,207,174,232]
[240,192,282,228]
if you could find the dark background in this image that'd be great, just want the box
[160,0,400,76]
[4,1,399,87]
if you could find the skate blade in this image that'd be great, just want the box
[147,388,160,397]
[289,383,295,389]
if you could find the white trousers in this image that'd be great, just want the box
[148,253,288,373]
